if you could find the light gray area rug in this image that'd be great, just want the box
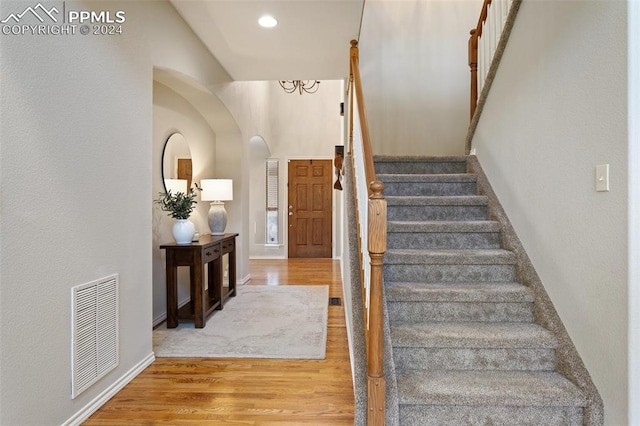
[153,285,328,359]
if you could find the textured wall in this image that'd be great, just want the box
[471,1,628,424]
[0,1,231,424]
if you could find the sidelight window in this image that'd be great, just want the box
[266,159,279,244]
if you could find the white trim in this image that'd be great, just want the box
[62,352,155,426]
[153,296,191,327]
[152,313,166,328]
[249,255,286,260]
[238,274,251,285]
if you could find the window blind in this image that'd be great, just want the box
[266,159,279,210]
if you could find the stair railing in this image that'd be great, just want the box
[348,39,387,425]
[468,0,517,120]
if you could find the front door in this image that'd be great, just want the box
[177,158,192,191]
[287,159,332,258]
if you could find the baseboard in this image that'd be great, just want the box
[62,352,155,426]
[153,296,191,327]
[249,255,286,259]
[238,274,251,285]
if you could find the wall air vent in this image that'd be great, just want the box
[71,274,119,399]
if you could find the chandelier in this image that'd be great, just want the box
[278,80,321,95]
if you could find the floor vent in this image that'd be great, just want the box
[71,274,119,399]
[329,297,342,306]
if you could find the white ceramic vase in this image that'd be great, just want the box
[173,219,195,245]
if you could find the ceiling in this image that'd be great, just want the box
[169,0,365,81]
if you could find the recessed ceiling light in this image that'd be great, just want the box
[258,15,278,28]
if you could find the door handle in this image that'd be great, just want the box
[288,212,293,216]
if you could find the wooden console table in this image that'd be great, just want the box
[160,233,238,328]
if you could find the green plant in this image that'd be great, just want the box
[155,183,201,220]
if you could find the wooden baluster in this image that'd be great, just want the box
[469,28,479,122]
[367,181,386,425]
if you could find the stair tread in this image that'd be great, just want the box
[374,155,467,163]
[386,282,534,302]
[397,370,586,407]
[386,249,516,265]
[386,195,488,206]
[390,321,557,348]
[378,173,477,183]
[388,220,500,232]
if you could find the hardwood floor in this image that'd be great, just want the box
[84,259,355,425]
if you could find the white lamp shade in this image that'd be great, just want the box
[201,179,233,201]
[164,179,188,194]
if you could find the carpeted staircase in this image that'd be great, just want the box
[375,155,587,425]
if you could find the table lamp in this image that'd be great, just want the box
[201,179,233,235]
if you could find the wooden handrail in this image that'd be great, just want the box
[350,40,377,195]
[349,39,387,425]
[468,0,492,119]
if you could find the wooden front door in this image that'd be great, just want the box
[288,159,333,258]
[177,158,192,191]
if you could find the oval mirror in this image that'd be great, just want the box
[162,132,192,194]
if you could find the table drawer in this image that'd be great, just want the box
[203,244,221,263]
[221,239,235,254]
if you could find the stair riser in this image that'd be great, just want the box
[388,205,487,221]
[399,405,583,426]
[387,232,500,249]
[382,182,477,196]
[388,301,533,322]
[375,162,467,174]
[393,347,555,371]
[384,264,515,283]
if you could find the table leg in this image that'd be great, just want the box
[207,261,218,306]
[228,247,237,297]
[166,252,178,328]
[213,255,224,309]
[192,252,205,328]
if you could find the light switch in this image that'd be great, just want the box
[596,164,610,192]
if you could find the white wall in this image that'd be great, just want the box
[470,1,628,424]
[359,0,479,156]
[0,1,232,424]
[239,80,344,259]
[212,81,271,269]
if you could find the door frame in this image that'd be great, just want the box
[285,156,336,259]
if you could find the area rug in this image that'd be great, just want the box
[153,285,328,359]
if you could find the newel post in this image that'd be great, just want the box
[469,28,479,122]
[367,180,386,425]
